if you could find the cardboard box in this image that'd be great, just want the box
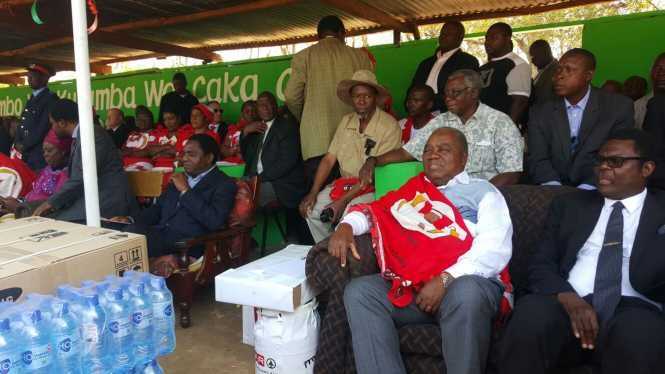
[215,244,317,312]
[0,217,148,303]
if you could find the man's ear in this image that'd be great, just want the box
[642,160,656,179]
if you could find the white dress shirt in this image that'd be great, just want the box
[256,118,275,174]
[425,48,460,93]
[340,171,513,280]
[567,189,660,308]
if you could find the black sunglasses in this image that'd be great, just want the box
[593,155,646,168]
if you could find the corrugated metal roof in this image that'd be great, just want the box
[0,0,608,79]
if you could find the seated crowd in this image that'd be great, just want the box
[0,14,664,374]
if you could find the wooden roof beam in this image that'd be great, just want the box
[320,0,411,34]
[92,31,220,62]
[0,56,111,75]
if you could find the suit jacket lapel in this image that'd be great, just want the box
[630,192,664,273]
[574,89,599,155]
[552,100,572,161]
[565,193,604,268]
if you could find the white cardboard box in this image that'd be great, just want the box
[0,217,148,303]
[215,244,316,313]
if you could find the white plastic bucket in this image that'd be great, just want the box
[254,299,319,374]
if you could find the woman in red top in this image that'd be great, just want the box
[122,105,155,169]
[147,107,181,169]
[221,100,257,164]
[176,103,221,156]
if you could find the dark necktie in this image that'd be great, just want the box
[68,137,78,176]
[593,201,624,324]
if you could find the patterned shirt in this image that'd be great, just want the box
[403,103,523,180]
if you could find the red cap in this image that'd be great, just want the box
[27,63,54,77]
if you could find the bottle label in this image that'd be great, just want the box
[22,343,52,369]
[132,308,153,329]
[153,301,173,319]
[55,333,82,359]
[108,317,131,338]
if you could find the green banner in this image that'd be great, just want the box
[0,39,437,123]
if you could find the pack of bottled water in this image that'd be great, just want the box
[0,272,175,373]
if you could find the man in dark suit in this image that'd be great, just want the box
[498,129,665,374]
[32,99,138,222]
[527,48,634,188]
[105,108,136,149]
[643,95,665,190]
[410,21,479,112]
[116,134,237,258]
[529,39,559,106]
[241,91,309,242]
[158,72,199,124]
[14,63,59,170]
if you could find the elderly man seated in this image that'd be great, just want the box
[332,127,513,374]
[299,69,401,243]
[113,134,237,263]
[360,69,523,188]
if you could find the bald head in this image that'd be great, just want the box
[423,127,469,186]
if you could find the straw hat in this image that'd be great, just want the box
[336,70,389,106]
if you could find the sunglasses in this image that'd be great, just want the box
[443,87,470,99]
[593,155,646,168]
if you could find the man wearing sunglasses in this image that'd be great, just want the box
[498,128,665,374]
[360,69,523,187]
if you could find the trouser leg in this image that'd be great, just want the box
[437,275,502,374]
[305,185,334,243]
[344,274,434,374]
[599,297,665,374]
[496,293,587,374]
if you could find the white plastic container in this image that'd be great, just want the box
[254,299,319,374]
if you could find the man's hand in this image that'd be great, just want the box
[358,157,377,187]
[557,292,599,350]
[171,173,189,193]
[109,216,131,224]
[416,276,447,314]
[328,223,360,267]
[299,192,317,219]
[0,197,20,213]
[242,121,267,135]
[324,199,348,224]
[32,201,54,217]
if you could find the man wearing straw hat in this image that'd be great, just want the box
[299,70,401,243]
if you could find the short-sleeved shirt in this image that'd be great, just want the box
[403,103,524,180]
[479,52,531,115]
[328,109,401,177]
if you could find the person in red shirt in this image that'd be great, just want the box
[399,84,436,144]
[221,100,257,164]
[0,152,36,199]
[176,103,221,157]
[123,105,155,169]
[147,107,182,169]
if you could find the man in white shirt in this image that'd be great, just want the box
[498,129,665,374]
[335,127,513,374]
[479,22,531,126]
[409,21,479,112]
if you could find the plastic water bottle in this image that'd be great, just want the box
[127,280,155,366]
[50,301,83,374]
[102,285,134,372]
[146,275,176,357]
[19,309,54,373]
[74,292,111,374]
[133,359,164,374]
[0,317,23,373]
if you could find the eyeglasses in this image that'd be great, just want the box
[593,155,646,168]
[443,87,469,99]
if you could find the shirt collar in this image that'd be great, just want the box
[491,51,513,62]
[186,165,216,188]
[565,86,591,110]
[436,48,459,60]
[426,171,470,189]
[32,87,46,97]
[604,188,647,215]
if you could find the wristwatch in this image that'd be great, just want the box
[440,272,454,289]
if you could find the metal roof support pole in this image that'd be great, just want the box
[70,0,101,227]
